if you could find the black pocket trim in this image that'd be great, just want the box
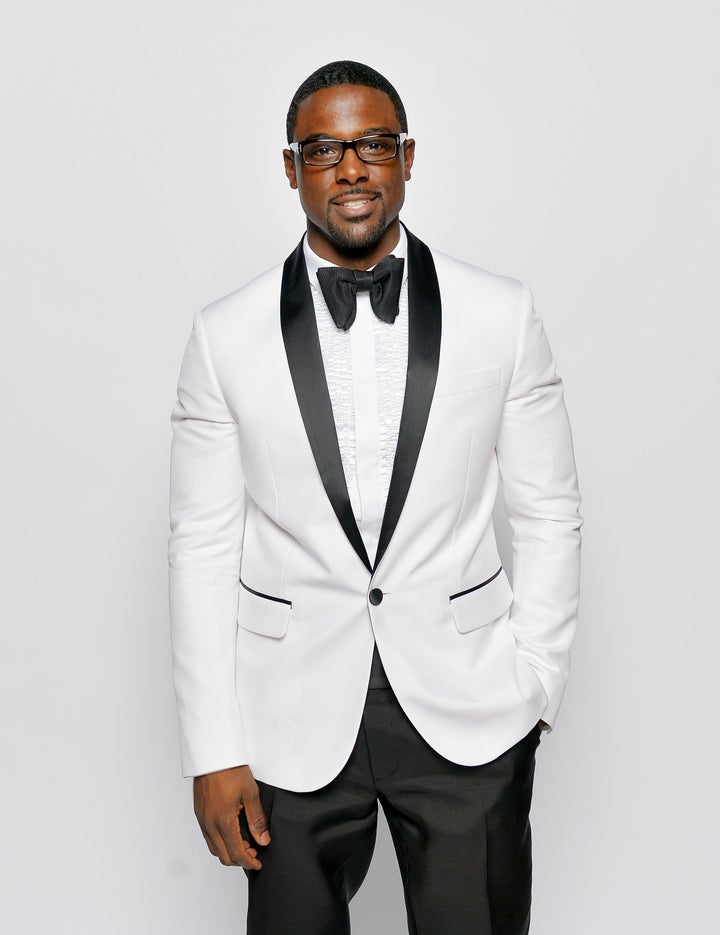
[240,578,292,607]
[449,566,503,602]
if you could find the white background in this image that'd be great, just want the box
[2,1,718,932]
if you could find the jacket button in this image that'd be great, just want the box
[369,588,384,606]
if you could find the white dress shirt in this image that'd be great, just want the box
[303,227,409,564]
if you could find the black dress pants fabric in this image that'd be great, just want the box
[245,653,541,935]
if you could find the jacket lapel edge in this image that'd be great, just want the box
[280,241,372,573]
[374,227,442,571]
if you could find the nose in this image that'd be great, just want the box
[334,146,369,185]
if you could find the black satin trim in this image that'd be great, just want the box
[449,566,503,602]
[240,578,292,606]
[374,226,442,571]
[280,240,372,573]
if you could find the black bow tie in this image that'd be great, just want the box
[316,255,405,331]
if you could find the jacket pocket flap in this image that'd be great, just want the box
[450,567,513,633]
[237,579,291,638]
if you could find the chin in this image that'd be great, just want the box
[326,210,388,253]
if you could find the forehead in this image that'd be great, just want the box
[293,84,399,140]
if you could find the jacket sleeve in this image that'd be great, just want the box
[168,308,248,777]
[496,284,583,728]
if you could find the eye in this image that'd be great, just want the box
[303,141,341,161]
[357,137,394,158]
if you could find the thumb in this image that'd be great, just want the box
[244,787,271,847]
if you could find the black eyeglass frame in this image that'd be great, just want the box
[288,133,409,167]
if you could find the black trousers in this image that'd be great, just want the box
[245,652,541,935]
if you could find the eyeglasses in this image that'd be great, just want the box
[289,133,408,167]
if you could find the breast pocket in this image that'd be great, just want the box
[434,366,502,398]
[449,567,513,633]
[237,579,292,639]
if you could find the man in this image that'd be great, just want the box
[169,60,581,934]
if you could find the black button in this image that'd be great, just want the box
[368,588,384,606]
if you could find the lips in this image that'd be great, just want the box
[330,192,379,217]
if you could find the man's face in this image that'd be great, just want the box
[283,84,415,268]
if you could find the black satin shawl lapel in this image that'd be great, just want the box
[374,227,442,571]
[280,239,372,573]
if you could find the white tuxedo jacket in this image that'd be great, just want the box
[168,228,582,791]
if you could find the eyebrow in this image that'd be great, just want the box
[299,126,397,141]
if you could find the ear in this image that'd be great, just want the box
[403,138,416,181]
[283,149,298,190]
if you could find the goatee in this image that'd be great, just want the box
[325,202,388,252]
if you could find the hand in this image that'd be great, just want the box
[193,765,270,870]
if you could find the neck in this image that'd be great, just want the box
[306,219,402,270]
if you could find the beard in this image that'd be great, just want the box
[324,199,388,251]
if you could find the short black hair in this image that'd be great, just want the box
[286,61,408,144]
